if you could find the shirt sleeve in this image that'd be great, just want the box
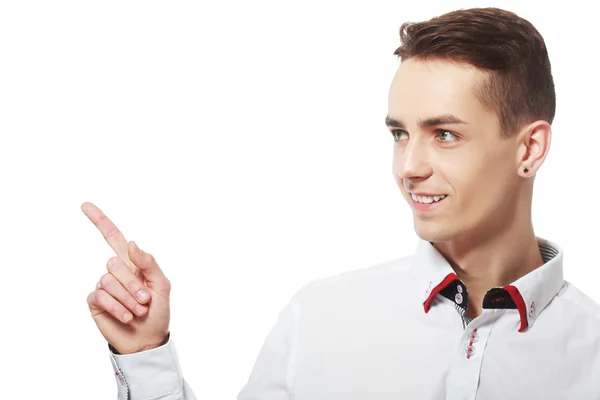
[236,293,300,399]
[109,334,197,400]
[108,292,300,400]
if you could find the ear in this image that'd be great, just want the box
[515,120,552,178]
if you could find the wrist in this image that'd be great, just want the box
[139,332,170,352]
[109,332,170,355]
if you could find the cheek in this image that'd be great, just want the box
[439,153,486,195]
[450,164,514,216]
[445,154,504,198]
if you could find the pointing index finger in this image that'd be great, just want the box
[81,202,135,270]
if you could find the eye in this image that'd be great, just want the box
[391,129,408,141]
[435,129,458,142]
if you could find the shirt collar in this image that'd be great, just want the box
[410,237,564,332]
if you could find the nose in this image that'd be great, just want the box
[392,137,433,185]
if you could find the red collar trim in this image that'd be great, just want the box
[423,272,459,313]
[423,275,530,332]
[504,285,528,332]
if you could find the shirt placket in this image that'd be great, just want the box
[444,310,502,400]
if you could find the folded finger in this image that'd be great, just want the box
[106,256,152,304]
[88,289,134,324]
[99,273,148,317]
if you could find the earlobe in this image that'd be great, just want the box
[516,120,551,177]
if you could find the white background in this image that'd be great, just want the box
[1,0,598,398]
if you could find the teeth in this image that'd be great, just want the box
[411,193,447,204]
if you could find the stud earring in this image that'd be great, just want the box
[523,167,529,173]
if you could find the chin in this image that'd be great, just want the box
[413,219,456,243]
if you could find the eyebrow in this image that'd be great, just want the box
[385,114,467,129]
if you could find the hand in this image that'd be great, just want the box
[82,202,171,355]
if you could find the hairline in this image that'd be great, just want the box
[399,55,518,137]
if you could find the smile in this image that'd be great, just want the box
[410,193,447,204]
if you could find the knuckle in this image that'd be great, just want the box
[102,224,121,240]
[95,289,118,312]
[106,256,121,272]
[87,291,96,305]
[90,289,107,309]
[110,302,120,314]
[100,273,113,288]
[94,288,107,302]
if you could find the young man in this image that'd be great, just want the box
[84,7,600,400]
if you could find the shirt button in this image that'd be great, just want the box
[457,284,463,294]
[455,293,463,304]
[465,345,476,357]
[470,331,479,342]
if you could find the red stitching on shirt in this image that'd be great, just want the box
[115,371,125,385]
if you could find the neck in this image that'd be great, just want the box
[432,199,543,319]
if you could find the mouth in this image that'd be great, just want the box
[409,193,448,211]
[410,193,447,204]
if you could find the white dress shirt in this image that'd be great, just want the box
[109,237,600,399]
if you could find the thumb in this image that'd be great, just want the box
[128,241,170,290]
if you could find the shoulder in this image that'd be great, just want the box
[290,254,414,304]
[553,280,600,323]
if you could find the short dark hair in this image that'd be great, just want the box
[393,7,555,137]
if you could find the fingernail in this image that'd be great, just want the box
[135,304,146,314]
[137,290,149,302]
[123,312,132,322]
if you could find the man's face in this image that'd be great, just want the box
[387,59,520,243]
